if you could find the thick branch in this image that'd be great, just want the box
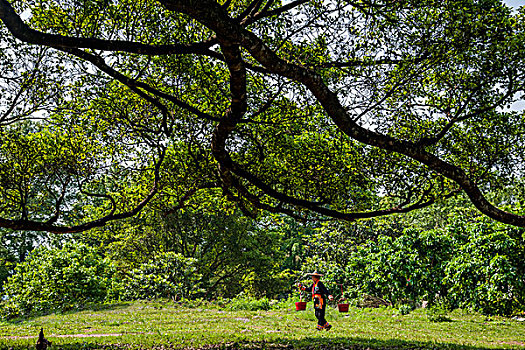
[0,0,220,57]
[0,149,166,233]
[161,0,525,226]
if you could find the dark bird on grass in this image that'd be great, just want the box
[35,328,52,350]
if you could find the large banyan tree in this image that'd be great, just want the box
[0,0,524,233]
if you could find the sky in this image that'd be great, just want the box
[504,0,523,8]
[503,0,525,110]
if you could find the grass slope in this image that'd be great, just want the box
[0,300,524,350]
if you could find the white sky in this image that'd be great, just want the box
[506,0,525,111]
[502,0,524,111]
[504,0,523,8]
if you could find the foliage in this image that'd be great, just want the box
[443,221,525,315]
[426,303,453,323]
[84,206,299,299]
[0,226,69,293]
[397,304,413,316]
[0,248,13,294]
[110,251,201,301]
[0,0,524,232]
[0,242,114,319]
[0,230,17,293]
[303,217,525,315]
[227,294,271,311]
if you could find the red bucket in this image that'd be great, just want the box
[337,303,349,312]
[295,301,307,311]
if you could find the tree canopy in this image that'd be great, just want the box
[0,0,525,233]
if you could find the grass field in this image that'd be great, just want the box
[0,300,524,350]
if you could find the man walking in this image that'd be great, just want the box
[298,272,334,331]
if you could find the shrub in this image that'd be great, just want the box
[1,242,114,318]
[304,220,525,315]
[426,304,452,322]
[443,223,525,315]
[228,294,271,311]
[323,228,454,307]
[397,304,412,315]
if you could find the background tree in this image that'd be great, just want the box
[83,197,293,298]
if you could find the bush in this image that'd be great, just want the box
[325,228,454,307]
[228,294,271,311]
[443,223,525,315]
[305,220,525,315]
[426,304,452,322]
[1,242,114,318]
[397,304,412,315]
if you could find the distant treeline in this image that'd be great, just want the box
[1,195,524,319]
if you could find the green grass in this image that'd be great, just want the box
[0,300,524,349]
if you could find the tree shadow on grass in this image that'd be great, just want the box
[2,337,520,350]
[1,341,123,350]
[263,336,519,350]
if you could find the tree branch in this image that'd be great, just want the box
[0,0,220,57]
[57,47,220,123]
[161,0,525,226]
[0,148,166,233]
[417,70,517,147]
[243,0,309,26]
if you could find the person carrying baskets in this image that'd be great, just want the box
[297,271,334,331]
